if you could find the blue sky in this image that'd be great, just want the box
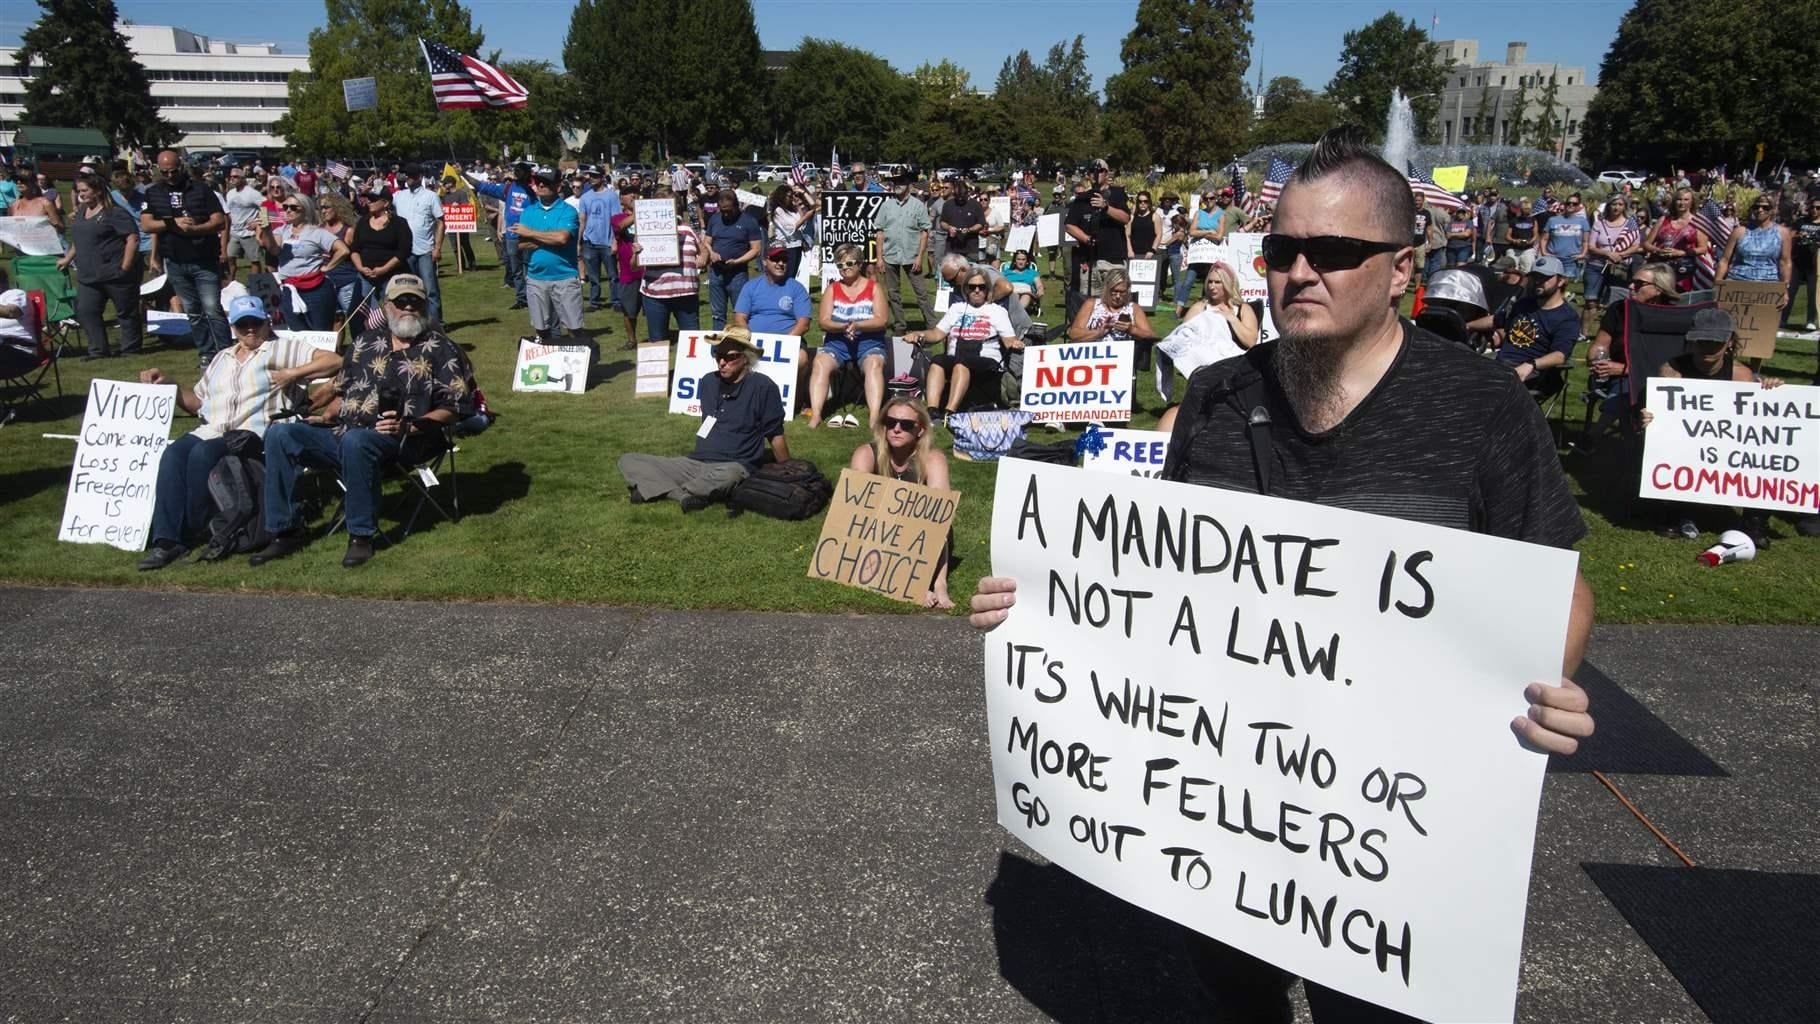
[3,0,1631,93]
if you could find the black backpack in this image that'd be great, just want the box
[196,431,274,560]
[725,458,833,520]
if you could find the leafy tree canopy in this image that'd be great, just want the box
[1104,0,1254,171]
[17,0,178,152]
[773,38,914,161]
[1248,76,1344,147]
[1325,11,1447,143]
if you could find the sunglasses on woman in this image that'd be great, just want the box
[282,203,304,211]
[964,281,988,291]
[882,415,920,432]
[1260,234,1404,272]
[836,259,860,268]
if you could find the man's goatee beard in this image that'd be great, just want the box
[388,310,427,340]
[1274,328,1349,428]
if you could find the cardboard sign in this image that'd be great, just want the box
[669,330,801,418]
[0,216,65,255]
[1716,279,1785,360]
[984,459,1579,1023]
[1127,258,1159,310]
[1019,340,1134,422]
[443,201,478,234]
[1079,427,1172,478]
[820,190,885,263]
[634,199,679,265]
[342,76,377,112]
[989,196,1012,228]
[635,342,670,397]
[512,338,589,394]
[58,380,176,552]
[807,468,960,605]
[1036,213,1062,249]
[1640,378,1820,513]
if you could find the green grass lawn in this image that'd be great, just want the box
[2,244,1815,623]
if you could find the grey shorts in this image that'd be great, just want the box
[226,235,262,261]
[527,276,585,332]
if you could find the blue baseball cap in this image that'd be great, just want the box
[227,295,267,324]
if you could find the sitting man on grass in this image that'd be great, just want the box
[250,274,471,568]
[618,327,788,512]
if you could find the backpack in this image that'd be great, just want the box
[725,458,833,520]
[196,432,273,559]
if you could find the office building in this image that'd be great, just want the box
[1434,40,1599,165]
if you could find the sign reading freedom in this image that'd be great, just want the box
[983,460,1577,1023]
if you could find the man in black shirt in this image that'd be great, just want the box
[1063,157,1130,297]
[970,126,1595,1022]
[141,149,230,368]
[617,328,790,512]
[938,181,986,262]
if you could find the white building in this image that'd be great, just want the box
[0,23,310,152]
[1433,41,1599,165]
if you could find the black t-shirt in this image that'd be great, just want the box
[1412,209,1431,247]
[141,178,224,265]
[1093,186,1130,262]
[1793,220,1820,260]
[352,215,414,275]
[940,198,986,260]
[1166,324,1586,547]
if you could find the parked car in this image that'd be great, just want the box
[1596,169,1648,189]
[935,167,964,181]
[754,164,794,183]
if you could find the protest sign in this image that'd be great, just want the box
[934,278,953,313]
[1020,340,1134,422]
[984,459,1577,1023]
[58,380,176,552]
[1184,235,1269,302]
[634,199,679,265]
[635,342,670,398]
[1006,224,1036,257]
[735,188,768,211]
[1185,239,1221,266]
[796,246,820,287]
[145,310,191,337]
[1036,213,1062,249]
[512,338,589,394]
[342,76,377,112]
[276,329,338,354]
[1079,427,1172,478]
[443,202,478,234]
[989,196,1012,229]
[1430,166,1469,193]
[807,468,960,605]
[820,190,886,263]
[1640,378,1820,514]
[1127,258,1159,310]
[0,216,65,255]
[1716,279,1785,360]
[669,330,800,418]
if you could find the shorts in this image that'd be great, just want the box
[226,235,262,261]
[820,335,887,365]
[527,276,584,332]
[930,353,1002,379]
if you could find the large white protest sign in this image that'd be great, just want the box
[0,216,66,255]
[275,329,339,354]
[59,380,177,552]
[1036,213,1062,249]
[1006,224,1036,257]
[341,76,377,112]
[1640,378,1820,514]
[634,199,679,265]
[1019,340,1133,422]
[1183,233,1269,302]
[988,196,1011,229]
[1127,258,1159,310]
[735,189,768,211]
[1157,310,1247,380]
[1079,427,1172,478]
[512,338,589,394]
[670,330,800,418]
[984,459,1577,1023]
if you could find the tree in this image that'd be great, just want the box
[16,0,178,152]
[1325,11,1447,143]
[993,38,1100,167]
[1505,79,1530,148]
[1581,0,1820,167]
[1529,72,1561,155]
[1468,86,1496,145]
[773,38,913,160]
[670,0,768,156]
[1248,75,1344,147]
[1104,0,1253,171]
[911,59,972,101]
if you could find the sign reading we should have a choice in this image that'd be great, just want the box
[1640,378,1820,514]
[59,380,177,552]
[807,468,960,606]
[984,460,1578,1023]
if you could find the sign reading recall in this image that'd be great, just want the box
[983,459,1578,1023]
[1640,378,1820,513]
[819,190,885,263]
[59,380,177,551]
[669,331,801,419]
[807,468,960,605]
[512,338,589,394]
[1019,340,1134,422]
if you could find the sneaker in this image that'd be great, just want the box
[509,300,528,310]
[248,529,309,566]
[0,404,15,428]
[342,535,376,568]
[136,541,188,571]
[679,495,712,513]
[627,485,647,505]
[1658,519,1699,540]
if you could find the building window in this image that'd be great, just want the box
[1567,76,1574,85]
[1499,75,1506,86]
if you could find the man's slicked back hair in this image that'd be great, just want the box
[1287,124,1414,243]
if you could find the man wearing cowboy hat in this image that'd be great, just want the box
[616,327,790,512]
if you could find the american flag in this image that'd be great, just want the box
[326,159,351,179]
[1257,156,1294,207]
[419,38,528,110]
[790,164,809,188]
[1229,162,1248,214]
[1690,197,1728,289]
[1407,163,1468,210]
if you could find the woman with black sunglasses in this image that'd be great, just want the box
[1714,197,1792,307]
[910,271,1020,424]
[257,193,350,331]
[847,395,953,609]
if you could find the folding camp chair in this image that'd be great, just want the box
[321,417,489,543]
[10,255,78,357]
[0,290,63,418]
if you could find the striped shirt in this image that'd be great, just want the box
[191,334,320,440]
[641,229,702,301]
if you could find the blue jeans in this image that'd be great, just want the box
[706,266,748,330]
[293,282,336,331]
[582,242,613,305]
[164,259,230,368]
[263,422,401,538]
[151,432,228,546]
[642,292,700,340]
[1446,242,1472,267]
[408,251,442,324]
[1583,261,1612,305]
[334,278,361,318]
[504,238,527,304]
[1166,242,1187,308]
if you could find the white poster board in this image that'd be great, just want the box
[1127,258,1159,310]
[275,329,339,354]
[1036,213,1062,249]
[0,216,65,255]
[341,76,377,112]
[512,338,589,394]
[669,330,801,418]
[1079,427,1172,478]
[1640,378,1820,514]
[634,199,679,265]
[58,380,176,551]
[796,246,820,287]
[1019,340,1134,422]
[1006,224,1037,257]
[635,341,670,397]
[735,189,768,211]
[984,459,1578,1023]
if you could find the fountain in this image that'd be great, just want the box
[1381,89,1416,179]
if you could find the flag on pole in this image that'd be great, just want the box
[419,38,528,110]
[789,164,809,188]
[1229,162,1248,214]
[1690,197,1729,290]
[1408,164,1468,211]
[1257,156,1295,207]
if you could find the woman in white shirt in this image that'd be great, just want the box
[909,268,1021,422]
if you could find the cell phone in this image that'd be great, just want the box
[378,387,403,417]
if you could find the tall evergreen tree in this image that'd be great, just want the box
[1469,86,1495,146]
[16,0,177,151]
[1325,12,1447,143]
[1505,79,1530,148]
[1529,73,1561,154]
[772,38,913,159]
[1104,0,1252,171]
[991,37,1099,166]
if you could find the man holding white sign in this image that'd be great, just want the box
[970,126,1594,1022]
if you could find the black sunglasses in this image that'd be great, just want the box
[882,415,920,432]
[1260,234,1405,272]
[964,281,988,291]
[390,295,426,311]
